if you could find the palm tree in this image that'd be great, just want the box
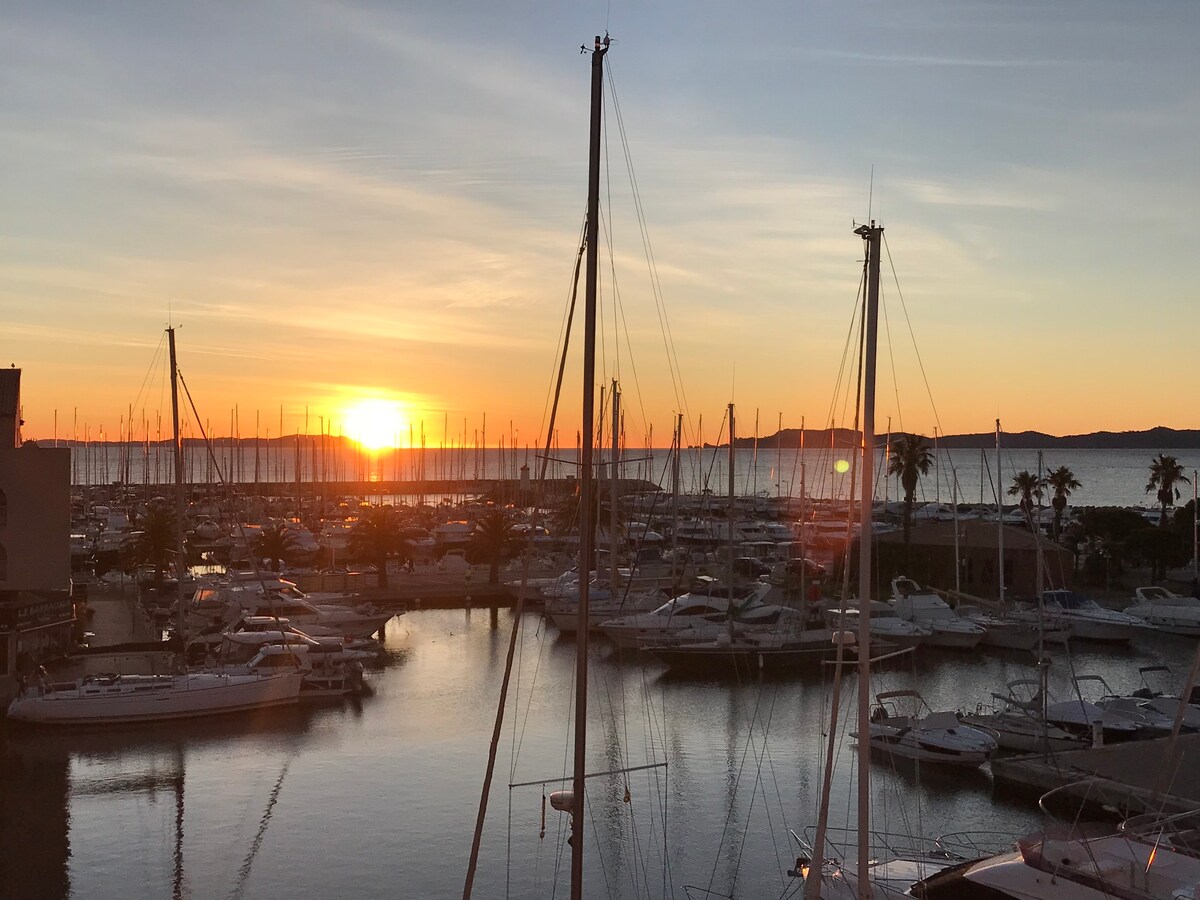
[127,499,177,592]
[1007,470,1045,527]
[887,433,934,556]
[1146,454,1191,529]
[347,506,411,589]
[254,522,296,573]
[552,479,620,571]
[1044,465,1082,542]
[469,509,513,585]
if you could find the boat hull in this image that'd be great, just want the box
[6,672,304,725]
[923,627,984,650]
[649,642,841,676]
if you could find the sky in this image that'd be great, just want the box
[2,0,1197,450]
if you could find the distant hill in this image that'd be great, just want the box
[718,426,1200,450]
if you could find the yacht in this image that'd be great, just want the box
[647,625,842,676]
[1014,589,1149,643]
[889,577,985,649]
[955,604,1070,650]
[542,575,664,634]
[857,690,998,767]
[188,575,394,639]
[6,650,303,725]
[218,632,366,698]
[961,676,1086,753]
[599,581,785,649]
[823,600,930,650]
[915,811,1200,899]
[1124,585,1200,635]
[999,678,1142,743]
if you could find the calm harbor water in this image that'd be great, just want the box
[4,609,1200,899]
[68,446,1199,510]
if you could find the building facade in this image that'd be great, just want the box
[0,369,74,680]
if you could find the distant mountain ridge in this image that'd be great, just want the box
[718,426,1200,450]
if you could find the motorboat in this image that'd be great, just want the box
[188,575,394,640]
[1128,665,1200,730]
[823,600,930,651]
[543,572,666,634]
[218,633,366,698]
[960,673,1086,754]
[647,628,843,676]
[888,577,985,649]
[6,650,303,725]
[1013,589,1149,643]
[1000,678,1142,743]
[599,581,788,649]
[1074,673,1194,738]
[856,690,997,766]
[187,615,382,662]
[915,811,1200,900]
[796,828,1011,900]
[954,604,1070,650]
[1124,585,1200,635]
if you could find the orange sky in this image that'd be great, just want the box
[5,4,1197,447]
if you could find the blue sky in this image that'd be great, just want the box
[2,1,1197,446]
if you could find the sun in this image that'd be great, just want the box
[342,398,407,451]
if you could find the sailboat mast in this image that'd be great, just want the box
[168,326,187,641]
[854,221,883,900]
[671,413,681,587]
[728,402,736,595]
[570,33,608,900]
[611,380,620,593]
[996,419,1003,604]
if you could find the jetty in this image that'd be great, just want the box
[992,735,1200,817]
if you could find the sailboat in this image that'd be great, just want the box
[7,327,304,725]
[462,35,615,900]
[799,223,999,898]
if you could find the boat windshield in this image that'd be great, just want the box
[1045,591,1098,611]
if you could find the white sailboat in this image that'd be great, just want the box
[7,327,304,725]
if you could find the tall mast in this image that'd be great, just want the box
[570,32,608,900]
[671,413,681,587]
[168,326,187,641]
[610,379,620,593]
[728,402,736,597]
[854,221,883,900]
[996,419,1003,603]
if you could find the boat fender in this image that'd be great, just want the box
[549,790,574,813]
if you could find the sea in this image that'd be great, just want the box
[5,609,1200,899]
[66,445,1200,510]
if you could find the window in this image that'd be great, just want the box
[0,488,6,526]
[0,542,6,580]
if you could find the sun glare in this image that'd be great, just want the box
[342,398,407,451]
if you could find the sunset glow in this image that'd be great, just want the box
[342,399,407,451]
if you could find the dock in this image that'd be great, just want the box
[992,735,1200,817]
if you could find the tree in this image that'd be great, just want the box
[553,479,620,571]
[347,507,411,589]
[254,522,296,573]
[1007,470,1045,527]
[1146,454,1191,529]
[126,499,177,592]
[1044,465,1082,542]
[887,433,934,557]
[1125,526,1189,581]
[468,509,514,585]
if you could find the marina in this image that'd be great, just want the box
[8,603,1200,898]
[3,3,1199,898]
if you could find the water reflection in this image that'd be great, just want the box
[3,612,1197,899]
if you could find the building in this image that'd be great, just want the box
[0,369,74,683]
[875,519,1074,601]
